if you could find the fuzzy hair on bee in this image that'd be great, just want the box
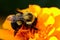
[9,12,38,36]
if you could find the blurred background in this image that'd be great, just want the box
[0,0,60,27]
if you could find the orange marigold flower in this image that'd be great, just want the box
[0,5,60,40]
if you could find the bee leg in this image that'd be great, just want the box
[14,29,18,36]
[33,27,38,30]
[11,22,22,36]
[30,18,38,30]
[14,31,17,36]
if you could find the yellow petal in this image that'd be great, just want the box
[49,36,58,40]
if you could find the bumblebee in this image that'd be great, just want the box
[11,12,38,36]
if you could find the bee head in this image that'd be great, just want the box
[23,12,36,25]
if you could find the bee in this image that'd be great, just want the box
[10,12,38,36]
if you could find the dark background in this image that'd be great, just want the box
[0,0,60,27]
[0,0,60,17]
